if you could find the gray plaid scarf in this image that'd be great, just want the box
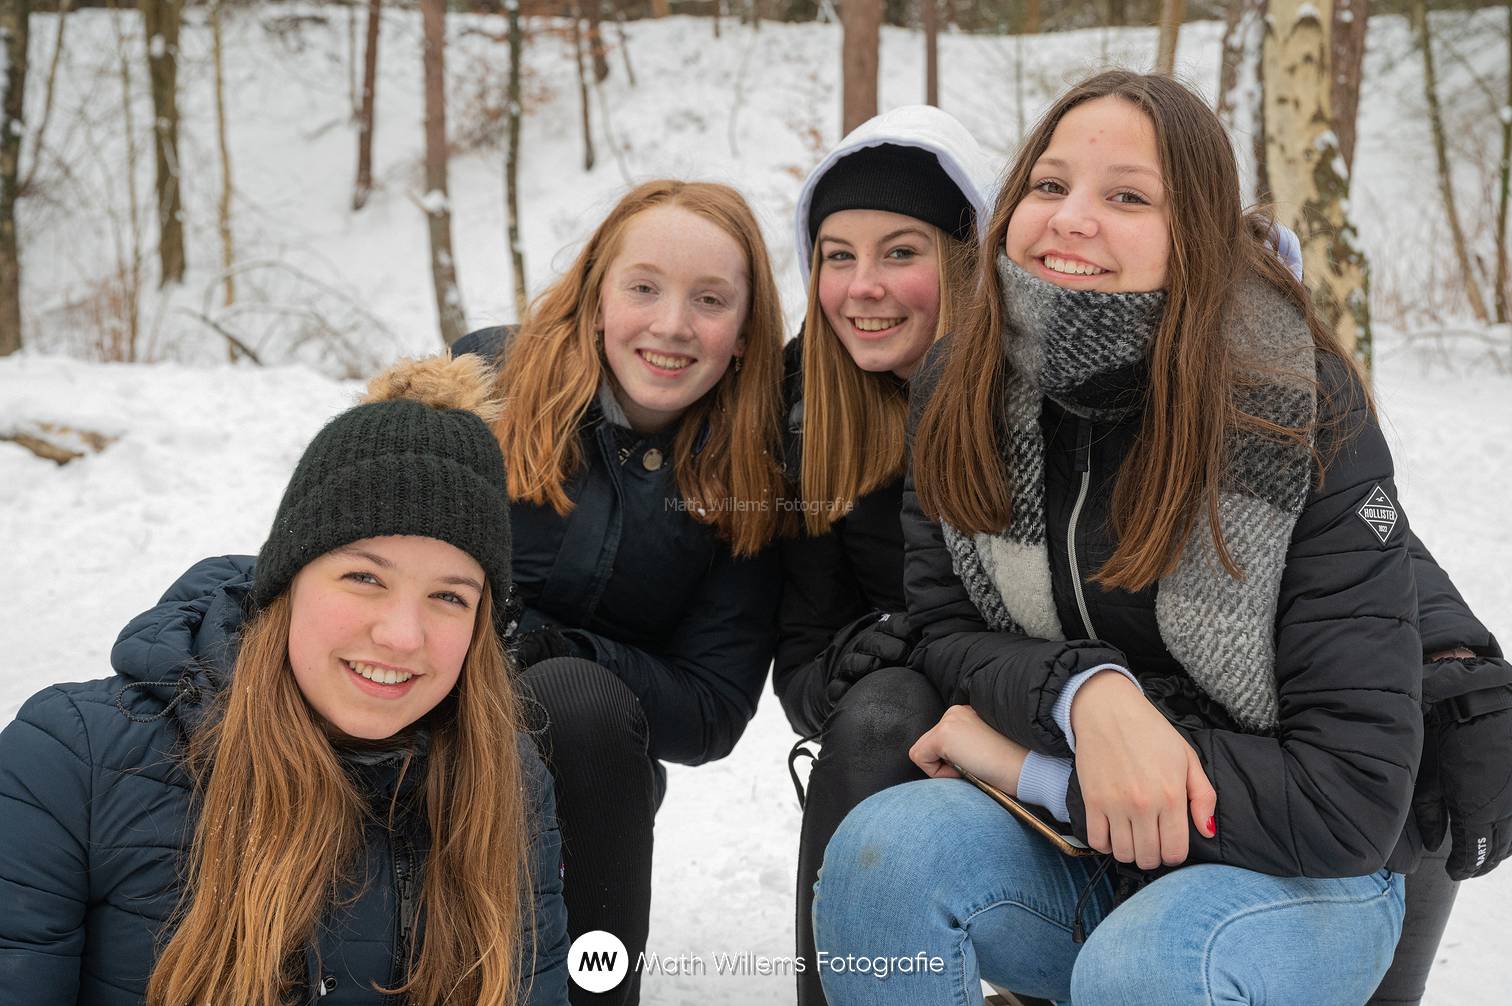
[942,255,1316,731]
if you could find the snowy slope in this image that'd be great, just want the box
[4,8,1511,1004]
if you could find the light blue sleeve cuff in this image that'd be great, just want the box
[1053,663,1141,752]
[1016,752,1074,823]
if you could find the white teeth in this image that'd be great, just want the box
[851,317,903,332]
[1042,255,1108,276]
[349,661,413,685]
[642,351,691,370]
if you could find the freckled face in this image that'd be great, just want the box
[1005,96,1171,293]
[816,209,942,380]
[597,205,751,434]
[287,536,483,740]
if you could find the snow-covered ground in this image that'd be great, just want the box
[3,8,1511,1004]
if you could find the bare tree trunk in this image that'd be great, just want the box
[353,0,380,210]
[1412,0,1488,323]
[712,0,721,37]
[1156,0,1183,73]
[505,0,527,319]
[1218,0,1269,203]
[572,8,596,171]
[649,0,669,15]
[1251,0,1270,203]
[840,0,882,133]
[0,0,28,355]
[586,0,608,83]
[141,0,185,286]
[210,0,235,346]
[1106,0,1127,28]
[1024,0,1041,34]
[1331,0,1367,175]
[347,0,359,116]
[107,0,143,360]
[613,1,636,86]
[1265,0,1371,367]
[1217,0,1246,119]
[19,0,66,196]
[421,0,466,346]
[922,0,937,105]
[1496,0,1510,324]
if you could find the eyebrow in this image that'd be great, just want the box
[1035,156,1162,182]
[334,545,483,592]
[622,262,741,289]
[818,226,930,246]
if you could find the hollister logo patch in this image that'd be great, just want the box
[1355,484,1398,543]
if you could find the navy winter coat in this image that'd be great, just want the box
[906,351,1448,877]
[0,556,570,1005]
[455,327,781,766]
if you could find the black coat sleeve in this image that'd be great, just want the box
[1408,531,1503,658]
[561,546,780,766]
[1068,364,1424,878]
[773,527,873,737]
[0,688,92,1005]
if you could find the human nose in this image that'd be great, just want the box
[1049,190,1099,240]
[647,298,693,339]
[369,597,425,654]
[847,257,886,300]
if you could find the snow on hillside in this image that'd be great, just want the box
[4,8,1511,1005]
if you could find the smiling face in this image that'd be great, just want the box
[1005,95,1170,294]
[287,535,484,741]
[596,204,751,434]
[815,209,943,380]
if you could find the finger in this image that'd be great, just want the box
[1109,816,1136,865]
[1131,808,1163,871]
[1159,804,1190,867]
[1085,809,1112,855]
[909,729,943,775]
[1186,748,1218,840]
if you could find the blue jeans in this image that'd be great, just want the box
[812,779,1406,1006]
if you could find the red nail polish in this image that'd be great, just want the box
[1207,816,1217,837]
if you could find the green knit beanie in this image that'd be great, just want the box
[253,356,513,632]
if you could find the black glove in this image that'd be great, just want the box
[823,611,917,705]
[513,626,580,669]
[1416,654,1512,880]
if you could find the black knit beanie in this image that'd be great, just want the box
[253,361,513,633]
[807,143,976,244]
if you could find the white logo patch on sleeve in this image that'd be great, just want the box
[1355,484,1399,543]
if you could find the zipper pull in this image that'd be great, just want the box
[1075,418,1093,474]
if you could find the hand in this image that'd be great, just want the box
[1070,672,1217,870]
[824,612,917,705]
[1419,651,1512,880]
[909,704,1029,795]
[513,626,578,668]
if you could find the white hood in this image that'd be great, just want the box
[794,105,996,283]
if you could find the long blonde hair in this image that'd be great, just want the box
[797,226,976,534]
[147,585,533,1005]
[491,179,790,556]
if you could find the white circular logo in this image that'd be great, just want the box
[567,930,629,993]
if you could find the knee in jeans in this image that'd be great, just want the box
[825,668,941,756]
[525,658,650,756]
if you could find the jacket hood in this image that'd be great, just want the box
[794,104,995,283]
[110,554,257,729]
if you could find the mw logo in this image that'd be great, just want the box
[579,949,619,972]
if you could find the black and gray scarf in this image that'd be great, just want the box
[942,255,1317,731]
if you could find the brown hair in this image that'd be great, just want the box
[914,70,1360,591]
[798,226,977,534]
[147,585,533,1006]
[491,179,789,557]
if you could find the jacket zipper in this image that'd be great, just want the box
[1068,417,1097,639]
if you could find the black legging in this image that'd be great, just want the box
[1369,833,1460,1005]
[795,666,945,1006]
[523,658,660,1006]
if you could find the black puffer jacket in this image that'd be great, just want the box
[906,351,1435,877]
[0,556,569,1005]
[455,327,780,765]
[774,335,909,737]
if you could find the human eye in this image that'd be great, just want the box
[433,590,471,609]
[1112,189,1150,206]
[823,248,855,264]
[696,293,728,309]
[886,246,920,261]
[342,570,382,587]
[1030,178,1066,195]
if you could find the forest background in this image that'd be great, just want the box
[0,2,1508,1003]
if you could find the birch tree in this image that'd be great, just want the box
[1331,0,1367,174]
[1156,0,1183,73]
[1496,0,1510,324]
[505,0,527,319]
[0,0,27,354]
[572,6,595,171]
[211,0,235,327]
[923,0,937,106]
[421,0,465,346]
[353,0,380,210]
[141,0,185,286]
[841,0,882,133]
[1264,0,1371,366]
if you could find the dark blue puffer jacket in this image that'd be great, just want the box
[0,556,570,1005]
